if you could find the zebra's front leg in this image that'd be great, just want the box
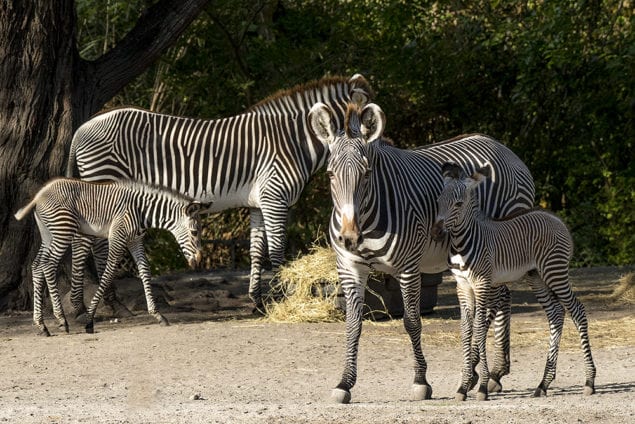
[85,240,127,333]
[70,234,94,318]
[332,264,370,404]
[399,272,432,400]
[487,285,511,393]
[473,291,491,401]
[455,278,477,400]
[248,208,267,309]
[128,238,168,326]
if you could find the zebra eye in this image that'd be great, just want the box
[326,170,335,179]
[455,201,464,208]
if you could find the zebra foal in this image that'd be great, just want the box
[432,163,596,400]
[14,178,207,335]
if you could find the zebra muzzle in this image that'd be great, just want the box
[431,220,447,242]
[338,214,363,251]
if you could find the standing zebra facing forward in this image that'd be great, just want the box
[307,102,535,404]
[66,75,372,311]
[14,178,206,335]
[432,163,596,400]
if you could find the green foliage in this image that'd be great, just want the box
[76,0,634,268]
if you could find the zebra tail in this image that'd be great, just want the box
[14,198,37,221]
[65,130,79,177]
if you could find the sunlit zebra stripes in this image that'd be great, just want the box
[308,102,535,404]
[66,75,372,308]
[14,178,205,335]
[433,163,596,400]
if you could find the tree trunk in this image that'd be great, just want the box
[0,0,209,310]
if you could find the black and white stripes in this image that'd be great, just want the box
[14,178,205,335]
[66,75,372,307]
[433,163,596,400]
[308,102,536,404]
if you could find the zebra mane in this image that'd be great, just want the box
[248,75,372,113]
[344,103,363,137]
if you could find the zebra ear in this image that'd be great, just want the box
[360,103,385,142]
[441,162,464,180]
[471,165,491,184]
[186,201,206,217]
[308,102,336,145]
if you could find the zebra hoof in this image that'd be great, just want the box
[583,385,595,396]
[488,377,503,393]
[157,315,170,326]
[412,384,432,400]
[532,387,547,397]
[36,327,51,337]
[85,322,95,334]
[454,392,467,401]
[476,391,488,401]
[59,322,70,334]
[331,388,351,404]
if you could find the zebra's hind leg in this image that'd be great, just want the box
[560,291,596,395]
[401,273,432,401]
[32,252,51,337]
[528,275,565,397]
[129,238,169,326]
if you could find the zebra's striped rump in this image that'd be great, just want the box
[14,178,207,335]
[435,163,596,399]
[309,103,536,403]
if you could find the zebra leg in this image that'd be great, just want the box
[85,240,127,333]
[31,249,50,336]
[248,208,267,309]
[528,275,565,397]
[473,285,491,401]
[558,289,596,395]
[93,238,120,308]
[399,272,432,400]
[332,263,371,404]
[70,234,93,318]
[39,238,71,334]
[128,238,168,326]
[455,277,477,400]
[488,285,511,393]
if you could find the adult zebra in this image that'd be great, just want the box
[307,102,535,403]
[66,75,372,311]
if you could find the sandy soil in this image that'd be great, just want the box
[0,267,633,423]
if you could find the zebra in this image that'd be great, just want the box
[14,178,207,335]
[65,74,372,312]
[307,102,535,404]
[432,163,596,400]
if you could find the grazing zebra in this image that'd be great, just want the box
[14,178,206,335]
[307,102,535,403]
[432,163,596,400]
[66,74,372,311]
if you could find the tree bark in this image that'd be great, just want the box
[0,0,209,309]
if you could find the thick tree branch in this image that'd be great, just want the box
[86,0,209,110]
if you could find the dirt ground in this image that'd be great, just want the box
[0,266,633,423]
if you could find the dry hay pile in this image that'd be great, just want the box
[609,271,635,304]
[264,246,344,323]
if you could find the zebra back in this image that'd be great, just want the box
[66,75,372,211]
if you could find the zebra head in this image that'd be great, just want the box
[171,201,208,269]
[432,163,491,241]
[308,101,386,251]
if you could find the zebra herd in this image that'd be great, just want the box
[15,74,595,402]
